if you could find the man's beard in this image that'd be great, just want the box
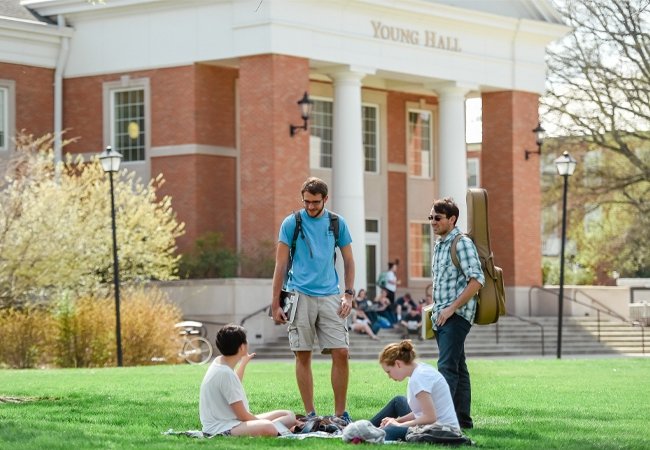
[305,205,325,217]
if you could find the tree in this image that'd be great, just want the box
[541,0,650,282]
[0,133,185,307]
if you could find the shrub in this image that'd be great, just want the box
[0,305,55,368]
[120,287,182,366]
[52,295,114,368]
[542,256,595,285]
[178,232,239,278]
[240,239,276,278]
[51,288,183,367]
[0,133,184,308]
[0,289,184,368]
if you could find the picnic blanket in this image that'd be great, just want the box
[161,428,342,440]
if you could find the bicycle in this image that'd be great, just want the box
[175,320,213,365]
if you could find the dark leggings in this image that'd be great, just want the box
[370,395,411,441]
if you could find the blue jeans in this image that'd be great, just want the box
[370,395,410,441]
[435,313,473,427]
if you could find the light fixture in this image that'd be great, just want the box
[553,150,577,359]
[289,92,314,137]
[99,145,124,367]
[524,122,546,160]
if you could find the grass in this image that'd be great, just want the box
[1,357,649,449]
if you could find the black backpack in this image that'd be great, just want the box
[405,423,474,446]
[288,210,340,270]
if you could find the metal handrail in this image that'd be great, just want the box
[529,285,636,325]
[573,289,627,322]
[240,304,272,327]
[528,285,646,353]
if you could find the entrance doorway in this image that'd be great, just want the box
[365,219,380,299]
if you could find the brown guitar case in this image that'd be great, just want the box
[453,188,506,325]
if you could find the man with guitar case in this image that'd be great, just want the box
[427,194,485,430]
[423,189,507,429]
[423,189,506,338]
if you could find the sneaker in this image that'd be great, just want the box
[337,411,352,425]
[307,411,317,418]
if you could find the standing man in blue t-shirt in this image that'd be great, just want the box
[271,177,355,423]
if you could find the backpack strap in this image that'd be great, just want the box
[290,210,302,262]
[284,211,303,288]
[450,234,463,270]
[329,212,340,263]
[329,212,340,248]
[288,210,339,276]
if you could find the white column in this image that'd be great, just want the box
[329,68,372,292]
[437,84,470,231]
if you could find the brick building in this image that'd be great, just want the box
[0,0,568,313]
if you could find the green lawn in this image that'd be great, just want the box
[1,357,649,449]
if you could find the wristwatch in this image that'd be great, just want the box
[344,289,354,296]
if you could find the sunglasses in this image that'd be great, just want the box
[428,214,446,222]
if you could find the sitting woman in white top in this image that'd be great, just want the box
[199,324,296,437]
[369,339,459,441]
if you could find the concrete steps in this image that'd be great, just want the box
[250,316,648,359]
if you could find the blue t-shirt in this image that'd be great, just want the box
[278,209,352,297]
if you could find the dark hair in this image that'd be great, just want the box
[379,339,416,366]
[301,177,328,198]
[215,324,247,356]
[433,197,459,225]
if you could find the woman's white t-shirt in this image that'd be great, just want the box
[407,362,459,428]
[199,360,248,435]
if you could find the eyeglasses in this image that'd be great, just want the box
[303,199,323,206]
[428,214,446,222]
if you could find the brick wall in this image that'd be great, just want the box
[386,91,438,278]
[482,91,542,287]
[238,54,310,264]
[63,64,238,253]
[195,64,237,147]
[152,154,236,253]
[0,62,54,139]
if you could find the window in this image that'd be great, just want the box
[0,87,6,151]
[365,219,379,233]
[467,158,480,187]
[0,80,15,152]
[409,222,432,279]
[363,104,379,173]
[111,88,146,161]
[582,150,603,188]
[407,110,432,178]
[310,99,333,168]
[583,204,602,231]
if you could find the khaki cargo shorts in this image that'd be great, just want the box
[287,292,349,354]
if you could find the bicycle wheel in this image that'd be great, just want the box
[181,336,213,365]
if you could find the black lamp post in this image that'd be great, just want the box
[554,150,577,359]
[289,92,314,137]
[99,145,124,367]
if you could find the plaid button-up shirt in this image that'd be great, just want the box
[431,226,485,327]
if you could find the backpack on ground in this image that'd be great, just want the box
[450,188,506,325]
[405,423,474,446]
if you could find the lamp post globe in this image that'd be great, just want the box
[100,146,124,367]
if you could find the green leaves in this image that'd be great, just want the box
[0,133,184,307]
